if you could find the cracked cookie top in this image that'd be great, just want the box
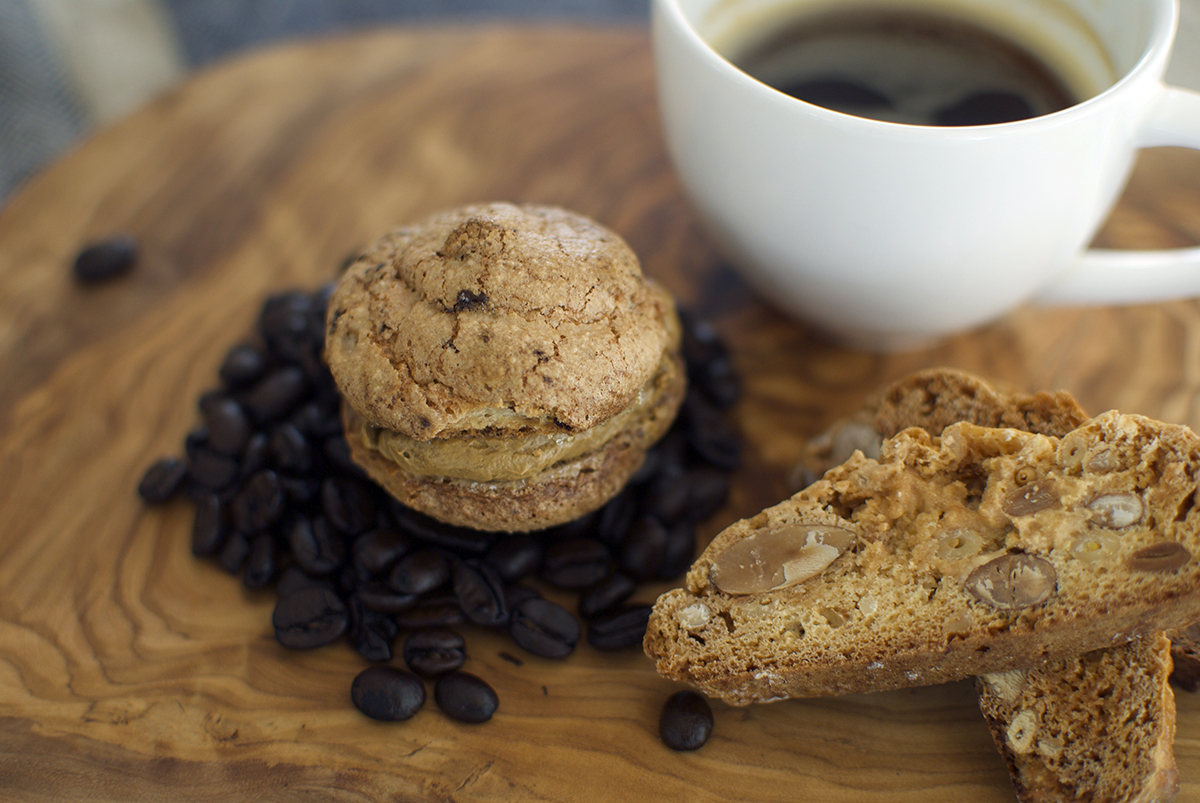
[325,202,677,440]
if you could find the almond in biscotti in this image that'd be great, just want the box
[644,410,1200,705]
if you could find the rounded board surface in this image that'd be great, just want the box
[1,25,1199,803]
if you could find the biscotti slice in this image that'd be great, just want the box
[792,367,1090,488]
[645,410,1200,704]
[976,634,1179,803]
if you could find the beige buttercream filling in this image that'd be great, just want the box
[360,353,675,482]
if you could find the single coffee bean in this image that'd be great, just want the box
[351,665,425,722]
[685,467,731,523]
[350,602,397,663]
[620,516,670,581]
[452,561,509,627]
[658,521,696,580]
[351,528,412,577]
[389,549,451,596]
[695,355,740,409]
[587,605,652,651]
[659,691,714,751]
[509,598,580,659]
[242,532,278,589]
[217,530,251,575]
[484,533,543,583]
[237,431,270,479]
[644,472,690,525]
[354,582,418,614]
[219,343,268,387]
[190,492,228,556]
[392,504,496,555]
[260,291,318,362]
[270,423,313,474]
[278,475,320,503]
[275,565,330,597]
[322,477,378,536]
[203,397,252,456]
[594,487,639,548]
[578,572,637,619]
[138,456,188,503]
[290,400,343,438]
[680,310,727,370]
[627,447,663,487]
[434,672,499,723]
[184,425,209,461]
[684,394,742,470]
[288,516,345,576]
[245,366,308,424]
[394,596,465,629]
[231,471,285,533]
[540,538,611,590]
[403,627,467,678]
[188,446,240,490]
[273,587,349,649]
[72,234,138,283]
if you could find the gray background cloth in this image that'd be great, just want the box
[4,0,1200,207]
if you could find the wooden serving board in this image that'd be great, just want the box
[2,25,1200,802]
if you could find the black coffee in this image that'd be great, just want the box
[729,9,1080,126]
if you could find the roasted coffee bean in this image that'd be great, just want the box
[351,665,426,721]
[510,598,580,659]
[322,477,378,536]
[275,565,330,596]
[680,309,726,369]
[684,394,742,470]
[594,487,639,548]
[273,587,349,649]
[659,691,713,751]
[138,456,188,503]
[587,605,652,651]
[578,572,637,619]
[288,516,345,576]
[260,291,319,362]
[394,596,465,629]
[245,366,308,424]
[238,432,271,479]
[643,471,690,525]
[659,521,696,580]
[484,533,543,583]
[270,423,313,473]
[217,530,251,574]
[290,400,342,438]
[627,448,663,487]
[540,538,611,590]
[404,627,467,678]
[389,549,451,595]
[434,672,498,723]
[188,446,240,490]
[203,397,252,456]
[184,426,209,461]
[350,600,398,662]
[355,582,418,614]
[72,234,138,283]
[694,355,740,409]
[620,516,670,581]
[352,528,411,577]
[231,471,285,533]
[242,532,278,589]
[191,492,228,556]
[219,343,268,388]
[323,434,361,475]
[453,561,509,627]
[392,504,495,555]
[277,477,318,505]
[685,467,732,523]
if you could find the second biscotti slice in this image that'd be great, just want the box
[645,411,1200,705]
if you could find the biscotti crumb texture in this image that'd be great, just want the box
[977,634,1179,803]
[646,411,1200,704]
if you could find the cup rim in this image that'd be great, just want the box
[653,0,1179,133]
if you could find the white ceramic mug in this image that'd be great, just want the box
[653,0,1200,350]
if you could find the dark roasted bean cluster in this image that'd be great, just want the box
[139,285,740,732]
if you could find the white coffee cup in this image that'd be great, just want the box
[652,0,1200,350]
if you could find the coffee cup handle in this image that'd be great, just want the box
[1034,86,1200,306]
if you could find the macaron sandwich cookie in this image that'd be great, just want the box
[324,202,686,532]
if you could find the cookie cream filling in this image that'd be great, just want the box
[358,351,678,482]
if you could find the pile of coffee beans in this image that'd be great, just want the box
[138,282,740,739]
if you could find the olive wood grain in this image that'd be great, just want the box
[1,25,1198,803]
